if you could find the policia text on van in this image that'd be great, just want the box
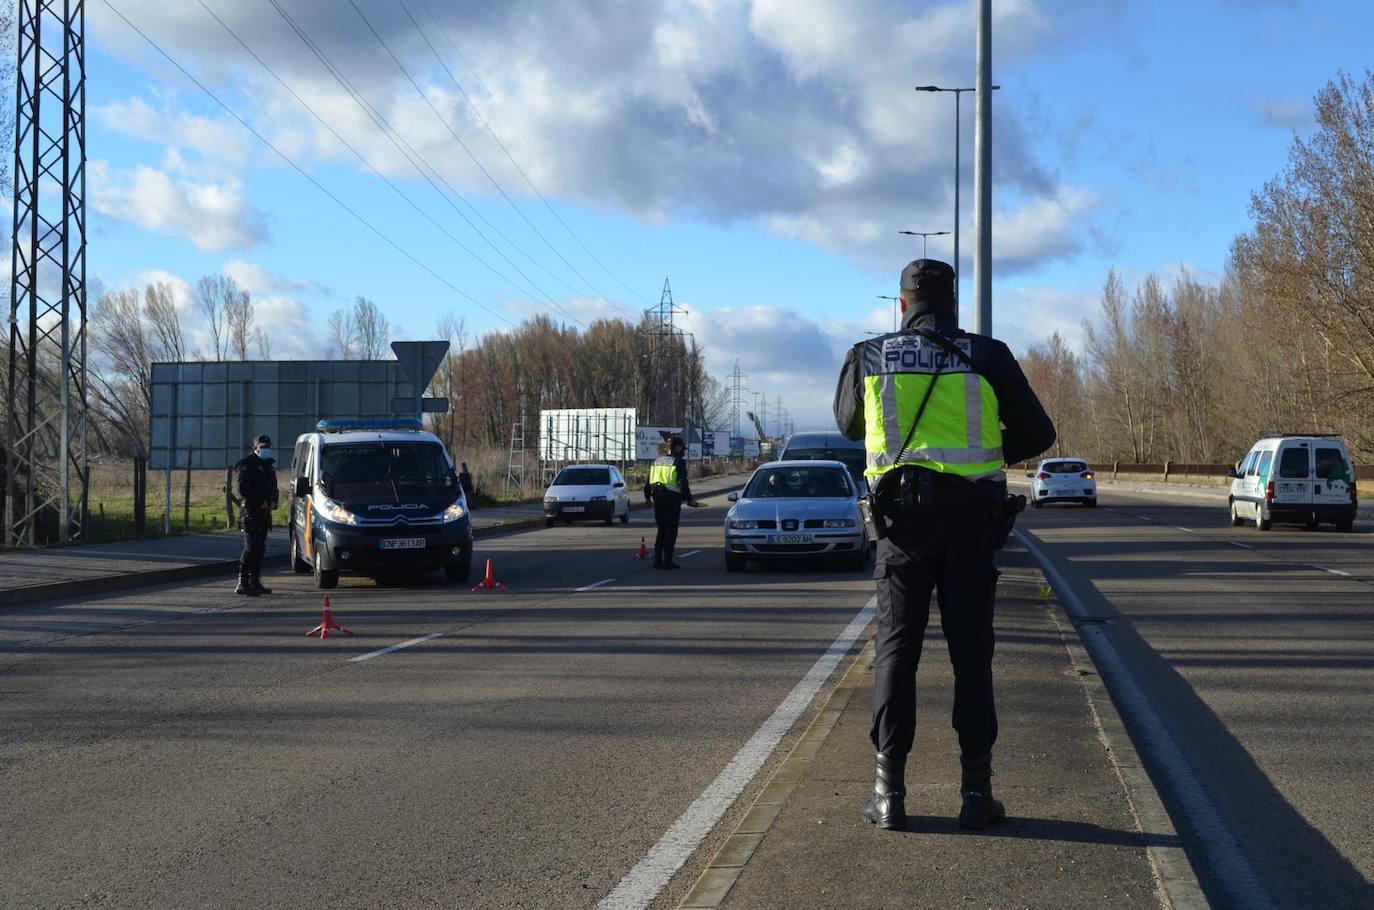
[287,419,474,589]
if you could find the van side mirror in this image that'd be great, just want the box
[1025,471,1035,478]
[613,481,625,488]
[1225,468,1239,479]
[293,476,310,497]
[727,492,739,502]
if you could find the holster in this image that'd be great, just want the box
[994,494,1026,551]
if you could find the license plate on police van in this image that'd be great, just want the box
[1278,483,1304,496]
[381,538,425,550]
[771,534,813,545]
[562,505,585,513]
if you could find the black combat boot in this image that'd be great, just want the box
[250,575,272,595]
[861,752,906,830]
[234,572,259,597]
[958,754,1006,830]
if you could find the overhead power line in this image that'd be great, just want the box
[99,0,520,327]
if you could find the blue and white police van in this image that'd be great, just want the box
[288,419,473,588]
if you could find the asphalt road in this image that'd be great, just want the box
[1016,482,1374,909]
[0,489,875,909]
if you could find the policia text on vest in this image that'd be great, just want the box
[834,258,1055,832]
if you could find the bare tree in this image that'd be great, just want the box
[194,274,238,360]
[351,296,391,360]
[254,327,274,359]
[224,284,255,360]
[327,309,358,359]
[143,282,186,362]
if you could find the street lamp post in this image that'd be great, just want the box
[914,84,999,307]
[876,295,901,333]
[897,229,950,258]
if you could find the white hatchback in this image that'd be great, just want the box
[1028,458,1097,508]
[543,464,631,526]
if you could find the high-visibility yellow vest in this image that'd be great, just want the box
[858,332,1004,481]
[650,456,685,493]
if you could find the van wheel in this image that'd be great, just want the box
[1257,510,1273,532]
[290,531,310,573]
[313,553,338,589]
[1228,501,1243,527]
[1337,518,1354,533]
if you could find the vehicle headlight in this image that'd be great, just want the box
[823,518,856,528]
[543,495,557,504]
[590,495,607,502]
[728,518,760,530]
[315,496,358,526]
[441,501,467,522]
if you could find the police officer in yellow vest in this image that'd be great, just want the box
[834,259,1055,831]
[646,435,696,569]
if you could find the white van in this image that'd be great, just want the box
[1228,435,1357,532]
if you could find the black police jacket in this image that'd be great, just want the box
[234,454,279,516]
[832,311,1056,467]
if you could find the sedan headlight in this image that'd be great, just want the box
[822,518,856,528]
[728,518,760,530]
[543,495,557,504]
[441,501,467,522]
[315,496,358,526]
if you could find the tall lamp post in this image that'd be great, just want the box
[914,84,999,305]
[898,229,950,259]
[876,295,901,333]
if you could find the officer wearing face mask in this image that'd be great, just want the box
[233,434,279,596]
[834,259,1055,832]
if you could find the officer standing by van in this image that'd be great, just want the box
[234,434,279,596]
[834,259,1055,831]
[646,435,696,569]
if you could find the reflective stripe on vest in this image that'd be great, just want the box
[650,456,684,493]
[859,333,1004,480]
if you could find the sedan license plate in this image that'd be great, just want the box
[562,505,586,513]
[770,533,814,545]
[381,537,425,550]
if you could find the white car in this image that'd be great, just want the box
[1228,434,1357,532]
[543,464,631,526]
[723,460,868,572]
[1028,458,1097,508]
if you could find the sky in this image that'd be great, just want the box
[75,0,1372,431]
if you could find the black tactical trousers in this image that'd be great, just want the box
[653,492,683,563]
[871,502,1000,764]
[239,512,269,581]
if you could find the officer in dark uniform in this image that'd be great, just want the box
[834,259,1055,831]
[645,435,696,569]
[233,434,279,596]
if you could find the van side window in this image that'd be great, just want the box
[1256,451,1273,480]
[1278,448,1310,478]
[1242,451,1259,477]
[1315,448,1347,479]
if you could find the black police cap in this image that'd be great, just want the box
[900,259,956,303]
[255,434,272,447]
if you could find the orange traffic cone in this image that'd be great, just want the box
[633,536,651,560]
[306,595,353,639]
[470,558,510,593]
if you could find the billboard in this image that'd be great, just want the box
[635,426,728,461]
[149,360,420,470]
[539,408,636,463]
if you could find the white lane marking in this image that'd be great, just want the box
[1310,564,1351,577]
[1174,526,1199,535]
[1016,530,1272,910]
[576,578,616,592]
[347,633,442,663]
[1136,515,1154,521]
[598,597,876,910]
[678,550,702,558]
[1229,541,1254,550]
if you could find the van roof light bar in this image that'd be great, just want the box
[1258,428,1343,439]
[316,418,424,433]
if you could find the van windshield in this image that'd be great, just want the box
[782,447,866,480]
[321,443,455,501]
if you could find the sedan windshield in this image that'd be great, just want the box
[322,443,455,500]
[553,467,611,486]
[745,466,852,499]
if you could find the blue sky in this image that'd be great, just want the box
[81,0,1372,429]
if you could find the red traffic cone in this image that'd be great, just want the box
[306,595,353,639]
[633,536,650,560]
[470,558,509,593]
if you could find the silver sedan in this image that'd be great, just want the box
[723,460,869,572]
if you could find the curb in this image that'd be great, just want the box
[676,638,875,909]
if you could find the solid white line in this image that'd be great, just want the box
[1136,515,1154,521]
[1016,530,1272,910]
[576,578,616,592]
[1229,541,1254,550]
[1174,526,1198,535]
[678,549,702,558]
[1310,564,1351,577]
[347,633,442,663]
[598,597,876,910]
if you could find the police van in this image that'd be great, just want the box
[1228,434,1358,532]
[288,419,473,588]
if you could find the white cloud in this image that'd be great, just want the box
[91,160,269,252]
[94,96,251,166]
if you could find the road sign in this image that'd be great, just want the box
[391,340,449,392]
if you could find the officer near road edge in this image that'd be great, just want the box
[233,434,280,596]
[645,435,697,569]
[834,259,1055,831]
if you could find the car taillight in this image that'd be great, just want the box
[1265,481,1275,501]
[1081,471,1093,479]
[1038,472,1051,480]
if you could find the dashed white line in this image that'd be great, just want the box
[1174,526,1199,535]
[1136,515,1154,522]
[678,549,702,558]
[347,633,442,663]
[1310,564,1351,577]
[598,597,876,910]
[1229,541,1255,550]
[576,578,616,592]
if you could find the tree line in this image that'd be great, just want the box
[1021,70,1374,465]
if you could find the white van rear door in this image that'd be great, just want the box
[1273,443,1314,505]
[1313,445,1355,506]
